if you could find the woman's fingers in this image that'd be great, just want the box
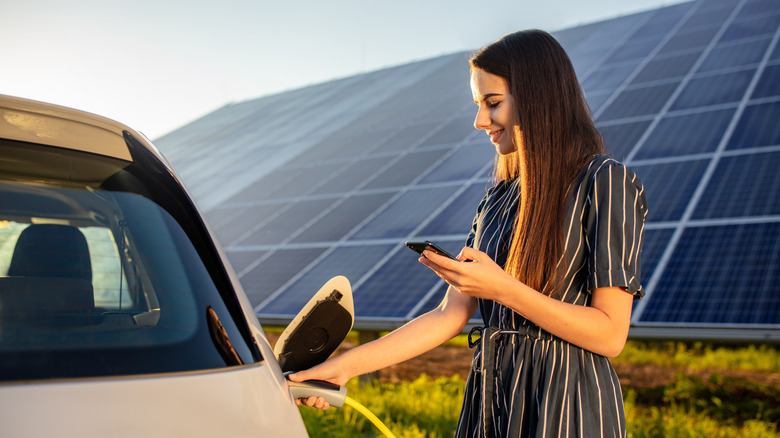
[299,395,330,410]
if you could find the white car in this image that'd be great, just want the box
[0,95,313,437]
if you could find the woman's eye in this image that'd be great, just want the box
[487,101,500,109]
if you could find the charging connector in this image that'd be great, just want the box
[286,375,396,438]
[286,376,347,408]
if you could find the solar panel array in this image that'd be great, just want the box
[155,0,780,341]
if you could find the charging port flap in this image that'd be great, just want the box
[273,276,354,373]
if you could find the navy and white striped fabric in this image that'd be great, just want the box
[455,155,647,437]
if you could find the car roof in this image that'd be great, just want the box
[0,94,158,162]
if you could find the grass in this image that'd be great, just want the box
[297,340,779,437]
[613,340,780,371]
[300,375,463,438]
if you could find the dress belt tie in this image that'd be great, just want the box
[467,326,521,436]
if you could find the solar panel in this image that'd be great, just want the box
[418,182,491,237]
[155,0,780,341]
[583,64,637,92]
[633,159,709,223]
[237,198,336,246]
[666,29,720,55]
[419,144,494,184]
[239,247,327,305]
[631,51,701,84]
[212,203,283,246]
[352,250,444,318]
[350,186,460,240]
[380,123,442,152]
[418,116,478,148]
[633,108,735,158]
[751,64,780,97]
[585,91,614,115]
[599,82,679,121]
[639,227,676,283]
[598,120,653,160]
[727,101,780,149]
[772,39,780,60]
[290,192,396,243]
[226,250,269,275]
[640,222,780,324]
[361,149,445,190]
[258,244,395,316]
[698,36,772,72]
[720,11,780,42]
[692,150,780,219]
[603,39,660,65]
[310,156,390,195]
[670,68,755,110]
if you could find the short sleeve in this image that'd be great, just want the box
[584,161,648,298]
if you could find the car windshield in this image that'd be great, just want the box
[0,137,258,381]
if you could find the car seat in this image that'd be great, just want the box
[0,224,95,337]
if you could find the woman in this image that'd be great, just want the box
[291,29,647,437]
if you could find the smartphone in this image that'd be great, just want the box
[405,240,457,260]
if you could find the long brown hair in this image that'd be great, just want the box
[470,30,605,295]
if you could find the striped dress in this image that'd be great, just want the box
[455,155,647,437]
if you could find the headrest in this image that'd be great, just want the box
[8,224,92,281]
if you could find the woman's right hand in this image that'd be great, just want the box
[287,359,351,410]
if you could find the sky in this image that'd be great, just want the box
[2,0,682,140]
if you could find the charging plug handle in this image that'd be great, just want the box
[285,374,347,408]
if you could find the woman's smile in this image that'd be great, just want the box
[488,129,504,145]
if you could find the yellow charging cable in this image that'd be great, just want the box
[344,395,396,438]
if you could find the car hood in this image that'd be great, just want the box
[0,363,308,437]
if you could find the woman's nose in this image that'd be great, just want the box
[474,107,490,130]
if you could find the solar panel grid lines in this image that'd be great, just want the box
[266,148,488,318]
[258,243,399,316]
[693,149,780,219]
[641,221,780,325]
[632,158,710,223]
[751,63,780,98]
[630,51,702,85]
[631,3,780,322]
[352,155,490,246]
[671,68,756,111]
[241,247,329,308]
[217,121,461,249]
[255,139,492,318]
[698,35,773,73]
[632,107,737,159]
[622,0,752,165]
[187,57,459,210]
[249,108,487,316]
[589,2,702,123]
[568,11,660,88]
[727,99,780,150]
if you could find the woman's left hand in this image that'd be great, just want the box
[418,247,513,302]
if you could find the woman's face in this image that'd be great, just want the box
[470,68,520,155]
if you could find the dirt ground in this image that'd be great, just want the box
[266,333,780,389]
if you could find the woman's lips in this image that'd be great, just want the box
[489,129,503,144]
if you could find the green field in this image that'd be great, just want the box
[299,340,779,437]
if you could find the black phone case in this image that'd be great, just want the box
[405,240,457,260]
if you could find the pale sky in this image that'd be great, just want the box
[1,0,682,140]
